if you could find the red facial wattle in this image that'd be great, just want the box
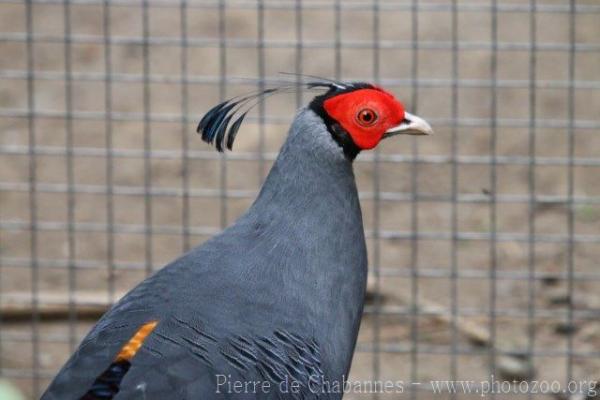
[323,88,405,149]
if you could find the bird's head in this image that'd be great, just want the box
[197,78,432,160]
[308,82,433,158]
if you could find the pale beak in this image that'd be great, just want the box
[383,112,434,137]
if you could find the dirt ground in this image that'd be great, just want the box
[0,1,599,399]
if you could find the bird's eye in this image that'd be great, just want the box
[355,108,378,127]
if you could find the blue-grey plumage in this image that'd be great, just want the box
[43,109,367,399]
[43,80,432,399]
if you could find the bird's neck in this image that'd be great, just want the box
[244,109,366,289]
[251,109,357,216]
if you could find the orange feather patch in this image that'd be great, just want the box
[114,320,158,362]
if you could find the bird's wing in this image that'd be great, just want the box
[41,263,330,400]
[116,321,329,399]
[43,316,329,399]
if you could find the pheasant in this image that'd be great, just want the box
[42,79,432,399]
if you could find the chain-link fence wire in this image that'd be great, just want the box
[1,0,599,398]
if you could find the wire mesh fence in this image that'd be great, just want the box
[0,0,599,399]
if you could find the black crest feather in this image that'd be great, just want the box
[196,75,360,152]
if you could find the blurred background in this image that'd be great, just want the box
[1,0,599,399]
